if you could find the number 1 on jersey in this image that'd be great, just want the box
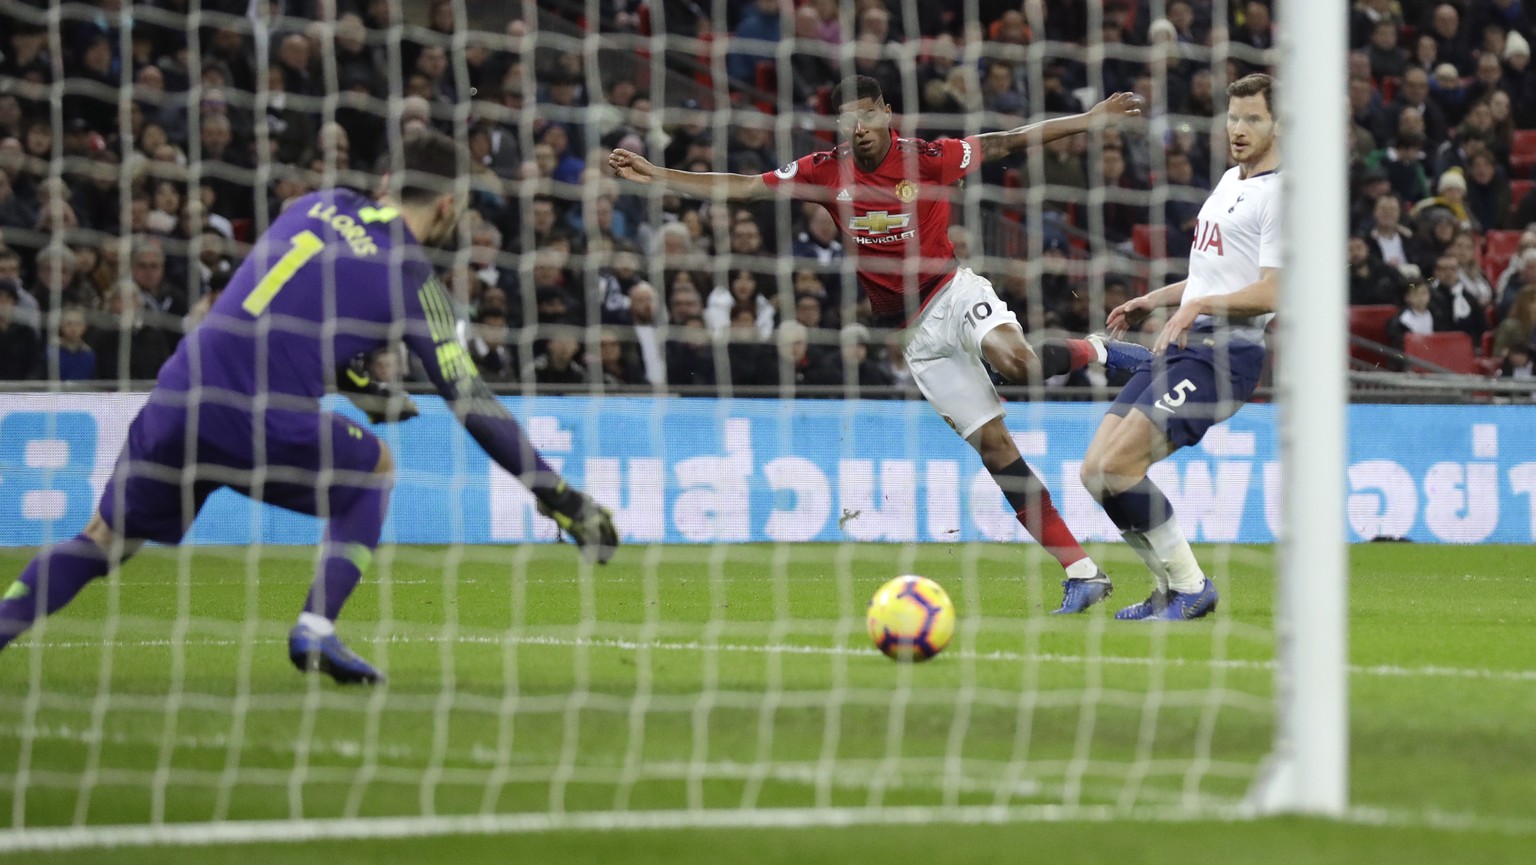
[242,230,325,316]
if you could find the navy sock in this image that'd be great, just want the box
[992,458,1047,514]
[304,481,389,621]
[0,534,113,650]
[1099,476,1174,534]
[1038,339,1099,377]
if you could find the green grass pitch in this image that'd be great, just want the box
[2,542,1534,863]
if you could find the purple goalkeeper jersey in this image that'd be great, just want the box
[146,189,555,492]
[157,189,469,405]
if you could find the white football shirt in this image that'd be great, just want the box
[1180,165,1282,340]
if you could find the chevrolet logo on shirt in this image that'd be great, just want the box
[848,211,911,235]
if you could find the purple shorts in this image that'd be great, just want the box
[98,399,382,544]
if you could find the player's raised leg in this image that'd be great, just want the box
[967,416,1112,612]
[1037,334,1152,378]
[1080,407,1216,621]
[971,322,1112,613]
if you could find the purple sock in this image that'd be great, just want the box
[303,481,389,621]
[1,534,113,650]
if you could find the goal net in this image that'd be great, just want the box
[0,0,1344,849]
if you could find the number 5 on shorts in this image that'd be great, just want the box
[242,230,326,316]
[1154,379,1198,413]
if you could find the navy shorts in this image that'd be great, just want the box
[1108,331,1266,450]
[98,398,382,544]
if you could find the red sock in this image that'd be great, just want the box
[1015,489,1088,570]
[1065,338,1098,372]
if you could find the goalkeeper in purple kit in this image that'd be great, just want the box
[0,130,617,683]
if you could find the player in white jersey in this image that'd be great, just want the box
[1073,73,1282,620]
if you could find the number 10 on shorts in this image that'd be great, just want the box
[962,301,992,329]
[1154,379,1198,413]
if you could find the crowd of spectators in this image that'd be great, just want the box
[0,1,1532,393]
[1342,0,1536,381]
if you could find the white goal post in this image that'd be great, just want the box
[1251,0,1349,817]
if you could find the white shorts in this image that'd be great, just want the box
[903,267,1019,440]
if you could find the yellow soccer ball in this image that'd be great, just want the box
[866,575,956,662]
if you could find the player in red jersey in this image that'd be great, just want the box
[609,76,1140,613]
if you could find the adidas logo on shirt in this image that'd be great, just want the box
[837,189,852,202]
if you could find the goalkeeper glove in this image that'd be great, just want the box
[337,351,420,424]
[536,481,619,564]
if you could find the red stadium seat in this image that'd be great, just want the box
[1510,130,1536,176]
[230,219,253,243]
[1131,223,1166,259]
[1481,330,1496,357]
[1483,229,1522,282]
[1348,304,1398,368]
[754,61,775,93]
[1511,179,1535,220]
[1001,169,1024,224]
[1403,332,1478,374]
[1378,75,1399,102]
[1349,304,1397,345]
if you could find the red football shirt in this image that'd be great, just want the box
[760,133,984,320]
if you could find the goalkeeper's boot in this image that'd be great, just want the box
[537,481,619,564]
[289,624,383,685]
[1050,573,1113,614]
[1114,590,1168,621]
[1150,580,1219,621]
[1087,333,1153,373]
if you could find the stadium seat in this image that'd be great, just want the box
[1403,332,1478,374]
[1511,130,1536,176]
[1350,304,1397,345]
[1478,327,1502,376]
[754,62,776,113]
[1131,223,1166,259]
[1509,179,1534,219]
[1349,304,1399,368]
[1378,75,1399,102]
[1001,169,1025,224]
[1483,229,1522,282]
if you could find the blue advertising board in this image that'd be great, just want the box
[1,393,1532,546]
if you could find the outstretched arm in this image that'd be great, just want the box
[974,92,1142,162]
[608,148,772,201]
[402,278,565,494]
[402,277,618,560]
[1106,279,1187,338]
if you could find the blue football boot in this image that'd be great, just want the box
[1088,333,1153,372]
[1114,590,1168,621]
[1150,580,1219,621]
[1051,574,1113,614]
[289,624,383,684]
